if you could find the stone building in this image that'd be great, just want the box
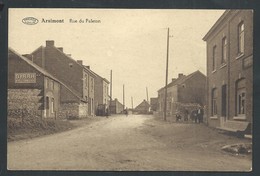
[203,10,253,133]
[8,48,87,119]
[24,40,95,116]
[157,71,206,118]
[134,100,150,114]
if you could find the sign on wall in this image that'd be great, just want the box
[15,73,36,83]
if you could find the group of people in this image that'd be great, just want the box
[175,106,204,124]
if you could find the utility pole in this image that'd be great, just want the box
[164,27,170,121]
[123,84,125,110]
[131,96,133,110]
[146,87,149,103]
[110,70,112,113]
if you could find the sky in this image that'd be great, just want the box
[9,9,225,108]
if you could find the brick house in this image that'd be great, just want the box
[203,10,253,133]
[157,71,206,119]
[8,48,87,119]
[24,40,95,116]
[134,100,150,114]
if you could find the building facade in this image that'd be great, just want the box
[203,10,253,131]
[89,70,110,115]
[157,71,206,119]
[25,40,95,116]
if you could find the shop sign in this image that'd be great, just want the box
[15,73,36,83]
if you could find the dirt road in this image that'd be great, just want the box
[8,115,252,171]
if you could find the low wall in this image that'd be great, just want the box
[60,102,88,119]
[8,89,42,118]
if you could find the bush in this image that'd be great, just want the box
[8,114,73,140]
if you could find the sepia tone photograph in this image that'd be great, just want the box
[7,8,253,171]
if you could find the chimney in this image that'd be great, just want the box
[57,47,63,52]
[86,65,90,69]
[172,78,177,82]
[46,40,54,47]
[67,54,72,57]
[178,73,184,78]
[77,60,83,65]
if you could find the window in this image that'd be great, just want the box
[212,88,217,116]
[46,97,49,109]
[91,78,94,91]
[212,46,217,71]
[238,22,245,54]
[51,98,54,113]
[236,79,246,115]
[85,74,88,88]
[222,37,227,64]
[45,78,49,88]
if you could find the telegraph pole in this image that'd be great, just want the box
[131,96,133,110]
[110,70,112,113]
[146,87,149,103]
[164,27,170,121]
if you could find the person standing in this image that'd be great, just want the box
[125,108,128,117]
[105,107,109,118]
[198,106,204,123]
[199,106,204,123]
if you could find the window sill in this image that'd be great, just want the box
[236,53,244,60]
[233,116,246,120]
[211,70,217,74]
[209,116,218,120]
[219,63,227,69]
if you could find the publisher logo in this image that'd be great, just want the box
[22,17,39,25]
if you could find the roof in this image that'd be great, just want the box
[85,66,109,84]
[135,100,150,109]
[158,70,206,92]
[30,43,97,78]
[202,10,230,41]
[9,47,86,103]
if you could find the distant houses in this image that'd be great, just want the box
[134,99,150,114]
[157,71,206,119]
[110,98,124,114]
[203,10,252,134]
[150,97,158,112]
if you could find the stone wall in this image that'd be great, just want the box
[59,103,79,119]
[8,89,42,118]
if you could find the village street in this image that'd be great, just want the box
[8,115,251,171]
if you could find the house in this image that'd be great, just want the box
[134,100,150,114]
[24,40,96,116]
[157,71,206,119]
[203,10,253,134]
[110,98,124,114]
[8,48,87,119]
